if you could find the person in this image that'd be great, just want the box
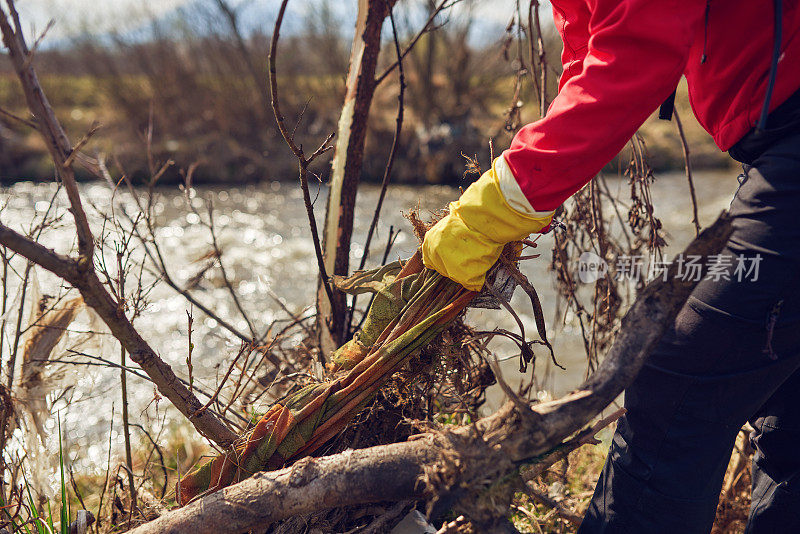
[421,1,800,532]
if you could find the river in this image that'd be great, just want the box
[0,168,739,475]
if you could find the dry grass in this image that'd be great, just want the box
[510,429,752,533]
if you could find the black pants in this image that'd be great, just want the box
[580,131,800,533]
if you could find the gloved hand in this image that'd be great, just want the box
[422,156,554,291]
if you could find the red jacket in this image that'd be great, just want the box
[503,0,800,211]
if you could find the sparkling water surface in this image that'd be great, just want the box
[0,170,736,477]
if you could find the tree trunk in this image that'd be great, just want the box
[317,0,396,356]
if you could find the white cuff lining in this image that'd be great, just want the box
[494,156,553,217]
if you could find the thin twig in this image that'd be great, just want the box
[206,199,257,338]
[59,350,247,427]
[5,261,31,390]
[0,247,8,368]
[186,309,194,394]
[111,167,257,345]
[523,488,583,526]
[95,405,114,534]
[129,423,169,500]
[194,343,251,417]
[114,248,137,514]
[62,122,100,169]
[268,291,314,340]
[0,106,36,129]
[375,0,450,86]
[20,18,54,70]
[0,1,94,261]
[522,1,541,110]
[358,10,405,272]
[268,0,335,307]
[0,6,237,446]
[674,110,701,237]
[522,407,625,481]
[529,0,548,117]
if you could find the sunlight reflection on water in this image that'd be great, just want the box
[1,170,736,474]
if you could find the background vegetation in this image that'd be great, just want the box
[0,0,730,185]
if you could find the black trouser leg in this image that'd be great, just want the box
[580,132,800,533]
[746,368,800,533]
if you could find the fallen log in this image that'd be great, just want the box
[128,213,732,534]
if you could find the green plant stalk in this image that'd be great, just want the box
[59,415,68,534]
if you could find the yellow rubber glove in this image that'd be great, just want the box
[422,157,554,291]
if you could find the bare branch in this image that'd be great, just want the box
[522,407,626,481]
[0,6,238,448]
[267,0,304,160]
[21,18,54,70]
[0,221,237,447]
[0,105,36,129]
[268,0,336,308]
[523,488,582,526]
[126,214,732,534]
[375,0,450,86]
[62,122,100,169]
[0,3,94,260]
[358,10,405,272]
[529,0,549,117]
[0,224,79,281]
[206,200,257,338]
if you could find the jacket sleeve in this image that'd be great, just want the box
[551,0,591,90]
[503,0,707,211]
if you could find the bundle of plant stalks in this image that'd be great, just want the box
[177,251,480,504]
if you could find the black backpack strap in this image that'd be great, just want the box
[658,90,677,121]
